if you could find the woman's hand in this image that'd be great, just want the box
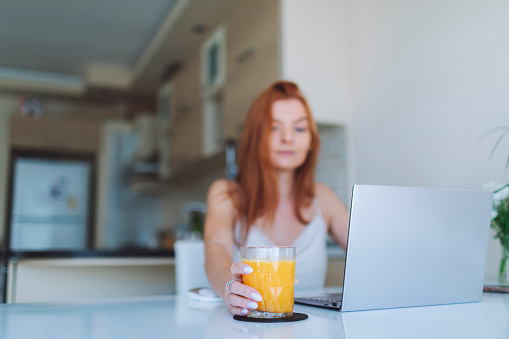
[225,262,263,316]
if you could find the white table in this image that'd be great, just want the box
[1,288,508,339]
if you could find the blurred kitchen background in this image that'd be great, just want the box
[0,0,352,302]
[0,0,350,253]
[1,0,509,302]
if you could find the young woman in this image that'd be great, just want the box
[203,81,349,316]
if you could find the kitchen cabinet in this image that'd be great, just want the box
[10,116,101,153]
[170,53,203,173]
[7,257,175,303]
[222,0,280,140]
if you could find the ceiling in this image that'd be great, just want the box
[0,0,234,100]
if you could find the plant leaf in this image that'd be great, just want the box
[490,130,509,159]
[477,126,509,143]
[494,183,509,194]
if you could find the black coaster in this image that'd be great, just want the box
[233,312,308,323]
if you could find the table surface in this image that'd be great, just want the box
[1,287,508,339]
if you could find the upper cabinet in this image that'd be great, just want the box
[10,116,101,153]
[223,0,280,141]
[161,0,351,176]
[170,52,203,172]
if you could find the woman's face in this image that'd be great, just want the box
[269,98,312,171]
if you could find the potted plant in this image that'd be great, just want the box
[489,189,509,285]
[481,126,509,285]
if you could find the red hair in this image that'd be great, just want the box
[232,80,321,245]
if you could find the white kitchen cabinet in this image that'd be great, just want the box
[7,258,175,303]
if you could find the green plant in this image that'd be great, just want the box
[480,126,509,282]
[479,126,509,170]
[490,198,509,279]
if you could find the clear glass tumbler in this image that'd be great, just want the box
[241,246,296,318]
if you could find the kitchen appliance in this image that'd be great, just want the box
[5,150,95,251]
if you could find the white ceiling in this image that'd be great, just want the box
[0,0,234,98]
[0,0,177,74]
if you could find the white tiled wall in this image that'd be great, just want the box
[315,125,349,206]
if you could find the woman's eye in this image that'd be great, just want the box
[295,127,307,132]
[272,125,279,131]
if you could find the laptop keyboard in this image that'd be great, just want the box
[304,297,342,302]
[294,294,343,309]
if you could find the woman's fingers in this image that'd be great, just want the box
[226,280,262,301]
[230,262,254,275]
[227,292,259,310]
[229,305,250,316]
[225,262,263,315]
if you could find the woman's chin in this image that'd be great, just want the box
[272,162,303,172]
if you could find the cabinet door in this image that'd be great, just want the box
[170,53,203,172]
[223,0,280,140]
[7,259,175,303]
[10,116,101,152]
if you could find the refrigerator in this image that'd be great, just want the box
[6,150,95,251]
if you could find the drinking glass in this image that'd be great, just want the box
[241,246,296,318]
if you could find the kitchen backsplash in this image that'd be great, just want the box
[315,125,349,205]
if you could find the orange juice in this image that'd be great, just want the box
[242,259,295,314]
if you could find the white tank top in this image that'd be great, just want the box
[232,199,328,289]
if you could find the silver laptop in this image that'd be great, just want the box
[295,184,493,312]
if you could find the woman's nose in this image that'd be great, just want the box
[282,127,294,143]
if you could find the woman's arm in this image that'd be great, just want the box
[203,180,236,297]
[203,180,262,315]
[316,183,350,249]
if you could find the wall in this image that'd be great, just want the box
[349,0,509,282]
[280,0,353,126]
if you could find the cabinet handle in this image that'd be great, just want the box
[234,47,256,64]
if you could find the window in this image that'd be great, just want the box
[201,26,226,97]
[157,80,175,131]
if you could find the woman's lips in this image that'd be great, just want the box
[277,151,294,156]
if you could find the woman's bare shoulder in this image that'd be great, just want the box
[207,179,238,216]
[314,182,335,199]
[314,182,346,216]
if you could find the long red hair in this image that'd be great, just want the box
[232,80,321,245]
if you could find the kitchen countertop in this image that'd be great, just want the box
[3,249,174,260]
[1,287,508,339]
[3,246,344,260]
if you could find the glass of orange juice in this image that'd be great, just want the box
[241,246,296,318]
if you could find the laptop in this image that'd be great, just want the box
[295,184,493,312]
